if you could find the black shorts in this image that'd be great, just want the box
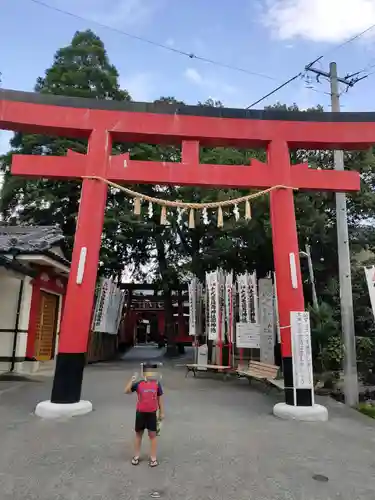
[135,411,157,433]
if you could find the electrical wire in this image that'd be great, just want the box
[246,73,303,109]
[27,0,278,82]
[246,22,375,109]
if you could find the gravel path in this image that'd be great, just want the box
[1,349,375,499]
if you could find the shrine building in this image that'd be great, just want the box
[0,225,69,375]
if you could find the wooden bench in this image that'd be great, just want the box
[237,360,284,391]
[185,364,232,379]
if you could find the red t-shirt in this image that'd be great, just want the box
[131,380,163,413]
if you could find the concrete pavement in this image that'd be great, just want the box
[1,349,375,499]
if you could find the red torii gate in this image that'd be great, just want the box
[0,90,367,418]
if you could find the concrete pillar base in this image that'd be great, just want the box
[35,400,92,419]
[273,402,328,422]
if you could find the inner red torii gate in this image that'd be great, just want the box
[0,89,366,416]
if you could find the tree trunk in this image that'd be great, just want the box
[155,234,179,356]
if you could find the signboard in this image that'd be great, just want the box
[258,278,275,364]
[236,322,261,349]
[364,266,375,321]
[291,311,313,390]
[132,300,164,310]
[197,344,208,370]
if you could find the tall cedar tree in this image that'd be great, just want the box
[0,30,129,258]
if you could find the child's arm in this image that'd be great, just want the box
[157,383,165,419]
[158,395,165,419]
[124,375,137,394]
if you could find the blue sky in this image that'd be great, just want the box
[1,0,375,154]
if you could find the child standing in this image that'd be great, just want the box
[125,363,164,467]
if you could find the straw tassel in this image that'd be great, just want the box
[160,205,167,225]
[189,208,195,229]
[133,197,141,215]
[217,206,224,227]
[245,200,252,220]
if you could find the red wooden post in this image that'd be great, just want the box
[268,139,306,406]
[51,131,111,404]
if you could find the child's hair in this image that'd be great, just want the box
[141,361,162,380]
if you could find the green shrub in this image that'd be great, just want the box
[356,337,375,383]
[358,403,375,419]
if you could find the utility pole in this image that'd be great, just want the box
[305,61,360,407]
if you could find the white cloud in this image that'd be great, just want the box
[165,38,175,47]
[120,72,155,101]
[184,67,237,96]
[262,0,375,43]
[184,68,203,84]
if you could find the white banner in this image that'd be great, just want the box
[291,311,313,390]
[364,266,375,321]
[188,278,203,336]
[237,272,252,323]
[258,278,275,365]
[225,272,234,343]
[92,278,125,335]
[206,270,220,341]
[236,322,261,348]
[188,279,197,336]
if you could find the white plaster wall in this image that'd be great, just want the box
[0,273,33,374]
[0,271,23,373]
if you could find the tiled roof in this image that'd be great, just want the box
[0,225,64,253]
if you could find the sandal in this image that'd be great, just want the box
[149,458,159,467]
[131,456,140,466]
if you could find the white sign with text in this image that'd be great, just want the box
[236,322,261,349]
[291,311,313,390]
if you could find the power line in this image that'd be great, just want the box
[27,0,278,82]
[246,73,303,109]
[246,23,375,109]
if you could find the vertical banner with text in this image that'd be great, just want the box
[364,266,375,321]
[258,278,275,365]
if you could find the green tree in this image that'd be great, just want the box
[0,29,129,255]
